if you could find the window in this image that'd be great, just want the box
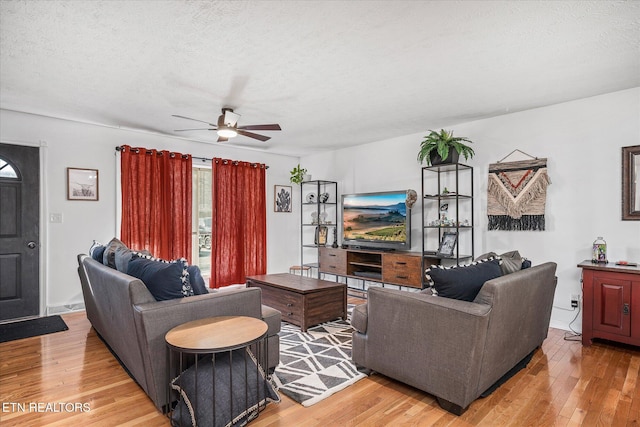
[0,157,19,179]
[192,166,212,280]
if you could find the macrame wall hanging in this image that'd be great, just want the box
[487,150,551,231]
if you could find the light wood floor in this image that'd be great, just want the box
[1,309,639,426]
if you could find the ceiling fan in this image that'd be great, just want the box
[172,108,281,142]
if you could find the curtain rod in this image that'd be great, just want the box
[115,146,268,168]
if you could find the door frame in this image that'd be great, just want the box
[1,139,48,318]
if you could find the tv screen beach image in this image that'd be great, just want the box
[343,193,407,242]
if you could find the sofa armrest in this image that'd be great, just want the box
[131,287,265,410]
[353,287,492,407]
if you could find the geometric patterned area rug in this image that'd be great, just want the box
[271,306,366,407]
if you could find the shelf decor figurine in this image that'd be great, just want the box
[417,129,475,166]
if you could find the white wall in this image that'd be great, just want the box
[301,88,640,331]
[0,109,301,313]
[3,88,639,326]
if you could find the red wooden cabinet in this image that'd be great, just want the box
[579,261,640,346]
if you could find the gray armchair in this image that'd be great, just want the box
[351,262,557,415]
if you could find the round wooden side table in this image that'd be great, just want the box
[165,316,269,426]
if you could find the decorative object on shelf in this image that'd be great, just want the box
[315,226,328,246]
[67,167,99,201]
[405,189,417,208]
[436,232,458,257]
[319,211,328,224]
[487,152,551,231]
[289,164,308,184]
[592,236,608,263]
[622,145,640,220]
[274,185,292,212]
[440,202,449,222]
[311,211,318,224]
[417,129,475,166]
[306,192,317,203]
[332,228,339,248]
[319,192,330,203]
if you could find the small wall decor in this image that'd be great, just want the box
[67,167,99,201]
[315,225,328,246]
[487,150,551,231]
[436,232,457,257]
[622,145,640,220]
[274,185,292,212]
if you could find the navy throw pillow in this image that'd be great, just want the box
[521,259,532,269]
[187,265,208,295]
[91,245,106,263]
[426,258,503,302]
[127,256,193,301]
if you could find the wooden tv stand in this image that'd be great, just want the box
[318,247,436,289]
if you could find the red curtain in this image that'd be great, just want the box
[120,145,192,261]
[211,158,267,288]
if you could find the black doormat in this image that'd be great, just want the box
[0,315,69,343]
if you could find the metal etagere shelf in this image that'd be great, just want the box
[300,180,338,279]
[421,163,474,286]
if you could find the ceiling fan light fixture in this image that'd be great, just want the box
[217,126,238,138]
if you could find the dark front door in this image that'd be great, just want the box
[0,143,40,321]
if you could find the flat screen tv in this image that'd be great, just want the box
[342,190,410,251]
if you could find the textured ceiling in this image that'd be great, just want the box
[1,1,639,157]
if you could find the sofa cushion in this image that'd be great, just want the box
[102,237,128,269]
[261,305,282,335]
[498,250,524,274]
[351,304,368,334]
[187,265,208,295]
[127,255,194,301]
[476,251,524,275]
[426,257,503,302]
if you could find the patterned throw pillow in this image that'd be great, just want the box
[425,257,503,302]
[127,253,193,301]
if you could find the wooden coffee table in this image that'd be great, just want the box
[246,273,347,332]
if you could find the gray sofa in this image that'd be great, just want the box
[77,254,281,411]
[351,262,557,415]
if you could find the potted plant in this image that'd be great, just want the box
[289,164,308,184]
[417,129,475,166]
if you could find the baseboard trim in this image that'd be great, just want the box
[47,303,85,315]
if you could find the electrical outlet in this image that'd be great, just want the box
[571,294,580,308]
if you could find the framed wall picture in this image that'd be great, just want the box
[274,185,292,212]
[67,167,99,201]
[315,225,328,246]
[436,232,457,257]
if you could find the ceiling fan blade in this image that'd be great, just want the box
[238,124,282,131]
[217,136,229,143]
[172,114,217,127]
[174,128,216,132]
[237,129,270,142]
